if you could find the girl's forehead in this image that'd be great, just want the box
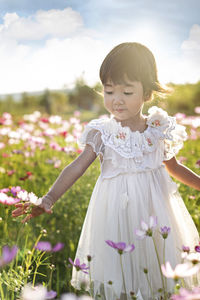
[104,81,138,87]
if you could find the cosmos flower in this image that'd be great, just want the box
[160,226,171,239]
[34,241,65,252]
[68,258,89,274]
[105,240,135,255]
[135,216,158,239]
[0,245,18,267]
[171,286,200,300]
[161,261,200,280]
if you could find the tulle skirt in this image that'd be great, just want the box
[70,167,200,300]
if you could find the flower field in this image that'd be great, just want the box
[0,108,200,300]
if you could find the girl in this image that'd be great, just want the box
[12,42,200,300]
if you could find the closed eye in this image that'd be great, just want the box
[105,92,133,95]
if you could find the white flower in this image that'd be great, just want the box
[21,283,47,300]
[147,106,169,131]
[28,192,42,206]
[17,191,29,201]
[161,261,200,279]
[183,252,200,264]
[135,216,158,239]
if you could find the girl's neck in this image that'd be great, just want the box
[113,113,147,132]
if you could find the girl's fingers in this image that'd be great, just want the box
[21,214,32,224]
[15,203,30,208]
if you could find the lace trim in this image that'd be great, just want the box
[78,106,187,161]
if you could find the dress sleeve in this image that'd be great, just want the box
[77,125,105,157]
[163,118,188,161]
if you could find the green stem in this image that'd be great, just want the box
[152,236,167,300]
[0,280,4,300]
[88,261,94,298]
[32,251,45,287]
[163,239,167,293]
[25,232,43,285]
[56,265,60,296]
[119,255,128,300]
[144,273,155,300]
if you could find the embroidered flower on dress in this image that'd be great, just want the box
[113,127,130,146]
[146,137,153,146]
[147,106,169,132]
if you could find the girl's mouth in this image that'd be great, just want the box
[116,109,126,112]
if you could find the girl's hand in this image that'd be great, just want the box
[12,202,53,224]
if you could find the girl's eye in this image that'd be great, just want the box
[105,92,133,95]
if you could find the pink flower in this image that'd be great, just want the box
[0,245,18,267]
[171,287,200,300]
[146,137,153,146]
[182,245,190,254]
[34,241,65,252]
[194,106,200,114]
[68,258,89,274]
[105,240,135,255]
[160,226,171,239]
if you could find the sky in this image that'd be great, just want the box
[0,0,200,94]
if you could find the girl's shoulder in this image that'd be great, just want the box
[146,106,188,141]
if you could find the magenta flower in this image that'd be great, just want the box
[68,257,89,274]
[105,240,135,255]
[34,241,65,252]
[182,245,190,253]
[135,216,158,239]
[171,286,200,300]
[195,242,200,253]
[160,226,171,239]
[0,245,18,267]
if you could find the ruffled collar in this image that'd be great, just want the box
[85,106,178,161]
[109,115,149,135]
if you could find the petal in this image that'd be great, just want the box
[116,242,126,250]
[75,258,80,266]
[135,229,146,239]
[105,240,117,249]
[52,243,65,252]
[124,244,135,252]
[34,241,52,252]
[68,258,74,266]
[141,220,148,231]
[149,216,157,228]
[176,263,200,277]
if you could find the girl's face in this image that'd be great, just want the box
[103,77,145,121]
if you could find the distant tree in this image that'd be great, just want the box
[39,89,52,114]
[68,75,103,111]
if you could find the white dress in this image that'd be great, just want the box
[70,106,200,300]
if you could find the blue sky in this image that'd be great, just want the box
[0,0,200,94]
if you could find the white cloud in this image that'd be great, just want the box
[0,7,111,94]
[0,8,84,41]
[0,6,199,94]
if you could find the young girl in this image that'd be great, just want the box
[12,42,200,300]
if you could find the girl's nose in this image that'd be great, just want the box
[113,94,124,104]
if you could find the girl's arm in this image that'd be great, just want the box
[41,144,97,208]
[163,157,200,191]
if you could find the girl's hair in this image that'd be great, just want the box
[99,42,173,101]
